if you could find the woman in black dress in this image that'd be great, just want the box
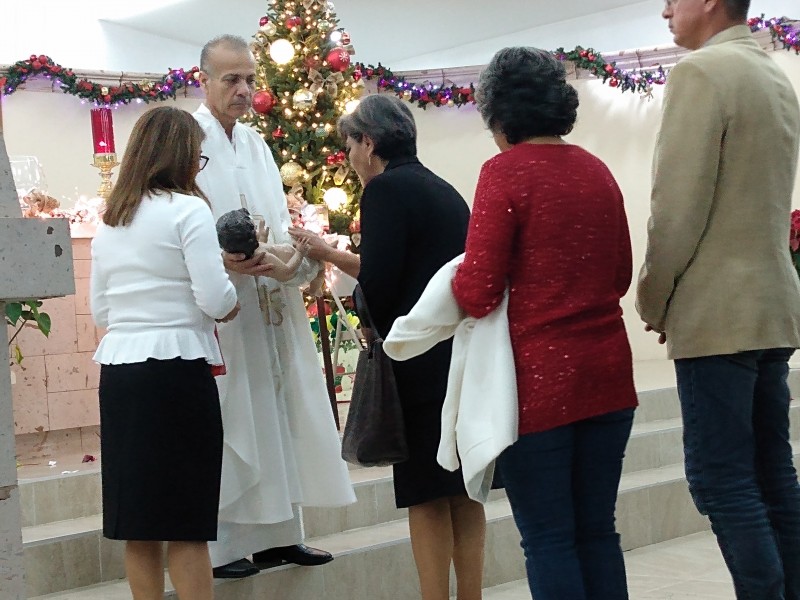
[291,94,485,600]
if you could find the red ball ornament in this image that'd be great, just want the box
[326,48,350,72]
[259,16,269,26]
[29,54,37,62]
[604,64,615,74]
[31,60,42,70]
[335,150,346,163]
[285,15,303,29]
[38,55,48,64]
[272,126,285,139]
[587,54,596,61]
[352,69,362,82]
[252,90,276,114]
[579,50,588,58]
[326,154,337,165]
[609,79,619,88]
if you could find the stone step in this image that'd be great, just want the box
[29,498,525,600]
[15,385,687,529]
[478,531,732,599]
[25,441,744,599]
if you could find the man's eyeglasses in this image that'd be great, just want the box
[199,155,209,171]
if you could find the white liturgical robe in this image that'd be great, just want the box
[194,104,355,567]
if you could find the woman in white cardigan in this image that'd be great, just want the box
[90,106,239,600]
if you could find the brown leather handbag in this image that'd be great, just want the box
[341,285,409,467]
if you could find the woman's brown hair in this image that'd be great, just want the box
[103,106,208,227]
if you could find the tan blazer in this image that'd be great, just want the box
[636,25,800,360]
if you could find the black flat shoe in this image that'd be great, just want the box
[253,544,334,567]
[212,558,260,578]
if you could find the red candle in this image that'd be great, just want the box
[90,107,115,154]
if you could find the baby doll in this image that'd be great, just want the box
[216,208,309,282]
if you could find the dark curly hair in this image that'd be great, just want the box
[477,47,579,143]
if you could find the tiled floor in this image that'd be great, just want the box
[484,531,734,599]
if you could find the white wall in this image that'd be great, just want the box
[414,51,800,361]
[1,94,203,205]
[391,0,799,70]
[0,3,201,73]
[2,52,799,362]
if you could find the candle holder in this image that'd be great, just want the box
[93,153,119,199]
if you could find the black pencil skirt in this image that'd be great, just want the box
[99,357,223,541]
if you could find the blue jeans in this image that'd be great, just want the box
[497,408,634,600]
[675,348,800,600]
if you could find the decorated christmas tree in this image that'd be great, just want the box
[245,0,364,236]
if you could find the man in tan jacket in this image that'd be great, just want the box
[637,0,800,597]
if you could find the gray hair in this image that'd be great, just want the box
[200,35,251,75]
[337,95,417,160]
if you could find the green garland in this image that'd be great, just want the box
[0,15,796,109]
[0,54,202,105]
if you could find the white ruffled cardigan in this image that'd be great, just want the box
[384,255,518,502]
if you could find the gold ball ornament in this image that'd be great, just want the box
[279,161,305,186]
[292,89,315,110]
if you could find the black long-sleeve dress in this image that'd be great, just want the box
[357,156,471,508]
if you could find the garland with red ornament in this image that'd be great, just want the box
[356,15,797,108]
[0,16,797,110]
[0,54,202,106]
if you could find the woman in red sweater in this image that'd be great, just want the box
[452,47,638,600]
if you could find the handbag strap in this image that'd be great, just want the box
[353,284,379,347]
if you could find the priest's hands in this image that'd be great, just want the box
[223,251,276,277]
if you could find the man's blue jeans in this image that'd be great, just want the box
[675,348,800,599]
[497,408,634,599]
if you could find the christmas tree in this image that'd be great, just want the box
[245,0,364,235]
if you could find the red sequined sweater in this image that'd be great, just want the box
[452,143,638,436]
